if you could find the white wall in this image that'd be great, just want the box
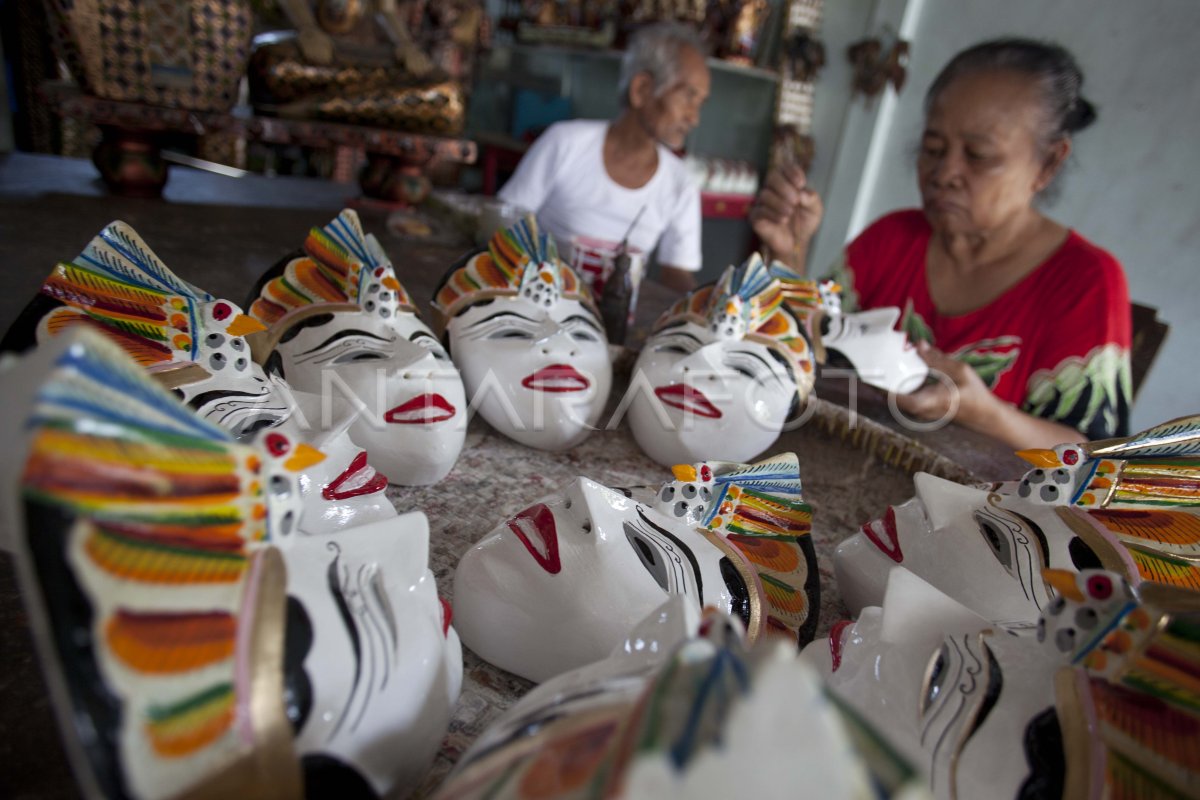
[822,0,1200,431]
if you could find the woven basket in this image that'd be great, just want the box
[45,0,252,112]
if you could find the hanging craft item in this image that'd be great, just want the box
[847,31,910,98]
[721,0,772,65]
[771,0,825,173]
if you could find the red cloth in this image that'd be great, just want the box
[842,210,1132,438]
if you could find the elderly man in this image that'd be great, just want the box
[497,22,711,292]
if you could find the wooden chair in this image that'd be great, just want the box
[1130,302,1169,401]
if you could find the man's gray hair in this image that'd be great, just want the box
[618,22,707,108]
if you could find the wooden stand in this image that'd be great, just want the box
[45,84,477,204]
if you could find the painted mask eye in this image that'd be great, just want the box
[265,433,291,458]
[1061,448,1080,466]
[976,516,1012,569]
[700,465,712,481]
[920,644,950,716]
[624,522,668,592]
[1086,574,1114,600]
[212,302,232,322]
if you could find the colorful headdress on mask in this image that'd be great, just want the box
[652,452,819,646]
[430,215,598,333]
[1006,415,1200,594]
[7,331,313,798]
[656,254,816,396]
[249,209,416,328]
[1038,570,1200,798]
[21,221,266,372]
[767,261,841,350]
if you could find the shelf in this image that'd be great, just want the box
[41,83,478,164]
[701,192,754,220]
[492,43,780,84]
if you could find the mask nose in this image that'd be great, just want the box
[388,340,441,378]
[536,322,581,359]
[678,343,727,380]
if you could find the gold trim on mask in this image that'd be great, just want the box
[698,527,764,643]
[175,549,300,799]
[251,302,363,366]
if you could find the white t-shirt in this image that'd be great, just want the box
[497,119,702,271]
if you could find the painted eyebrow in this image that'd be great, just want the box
[465,310,540,328]
[726,349,778,372]
[295,329,390,356]
[561,314,603,332]
[409,330,438,342]
[657,331,704,346]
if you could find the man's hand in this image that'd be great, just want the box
[750,164,824,271]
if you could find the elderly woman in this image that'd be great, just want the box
[498,22,710,292]
[752,38,1131,449]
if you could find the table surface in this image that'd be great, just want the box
[0,152,1026,798]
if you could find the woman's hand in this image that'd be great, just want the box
[893,342,1000,430]
[750,164,824,271]
[894,342,1084,449]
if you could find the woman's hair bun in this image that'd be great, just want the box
[1064,96,1097,134]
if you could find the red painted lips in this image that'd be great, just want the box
[655,384,722,419]
[521,364,590,393]
[506,502,561,574]
[861,506,904,563]
[384,393,456,425]
[829,619,854,672]
[323,451,389,501]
